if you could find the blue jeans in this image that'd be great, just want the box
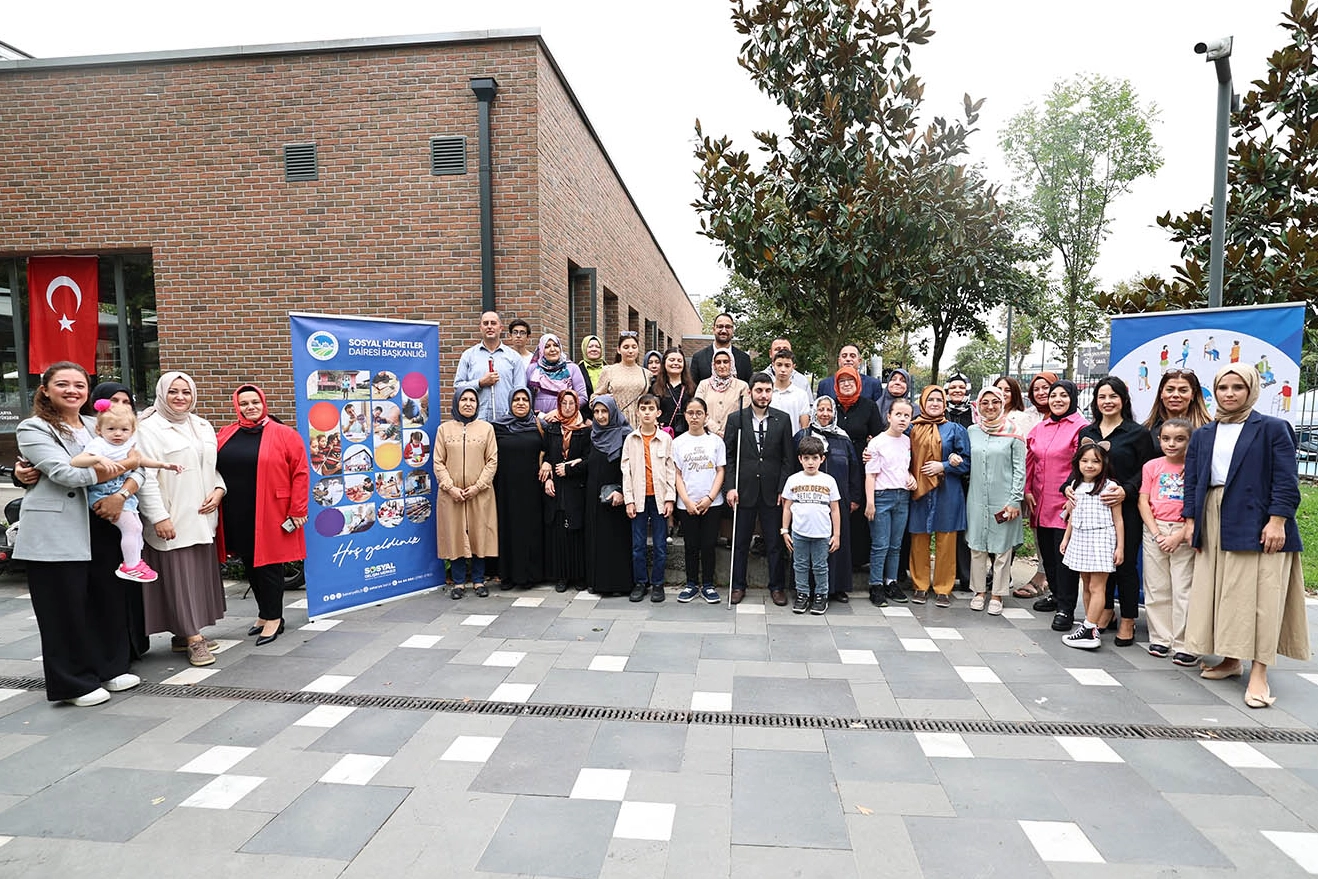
[792,533,829,596]
[630,496,668,585]
[450,556,485,584]
[868,489,910,584]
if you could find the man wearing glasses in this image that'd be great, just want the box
[454,311,528,421]
[691,313,753,385]
[507,318,534,369]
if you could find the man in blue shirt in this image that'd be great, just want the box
[453,311,528,422]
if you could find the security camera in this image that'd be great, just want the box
[1194,37,1233,61]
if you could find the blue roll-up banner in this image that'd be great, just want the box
[1109,303,1305,424]
[290,313,443,618]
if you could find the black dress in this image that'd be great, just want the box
[584,447,633,595]
[836,397,883,569]
[793,426,863,595]
[543,423,590,586]
[494,427,545,586]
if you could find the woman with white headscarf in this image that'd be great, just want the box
[1184,364,1308,708]
[964,387,1025,615]
[136,372,228,667]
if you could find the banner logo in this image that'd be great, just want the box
[306,330,340,361]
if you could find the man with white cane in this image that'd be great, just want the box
[723,373,794,606]
[453,311,527,423]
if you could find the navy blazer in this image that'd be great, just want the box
[1182,411,1302,553]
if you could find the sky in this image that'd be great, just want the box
[4,1,1287,360]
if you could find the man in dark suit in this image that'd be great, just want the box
[816,344,882,403]
[691,313,753,385]
[724,372,796,605]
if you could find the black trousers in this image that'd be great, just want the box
[243,557,286,621]
[27,518,132,701]
[731,501,784,591]
[1036,525,1080,617]
[678,508,721,587]
[1105,500,1144,619]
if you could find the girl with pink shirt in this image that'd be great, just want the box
[864,398,916,606]
[1025,379,1088,632]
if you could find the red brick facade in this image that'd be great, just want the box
[0,32,698,421]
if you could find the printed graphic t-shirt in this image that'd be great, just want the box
[781,470,841,538]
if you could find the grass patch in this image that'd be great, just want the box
[1299,483,1318,592]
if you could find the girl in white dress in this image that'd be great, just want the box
[1060,440,1123,650]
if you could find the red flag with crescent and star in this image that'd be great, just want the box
[27,256,99,374]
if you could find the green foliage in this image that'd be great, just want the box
[1299,483,1318,590]
[696,297,724,334]
[693,0,994,363]
[951,336,1003,390]
[1001,75,1162,378]
[1100,1,1318,362]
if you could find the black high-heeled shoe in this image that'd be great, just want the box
[247,624,262,637]
[255,618,285,646]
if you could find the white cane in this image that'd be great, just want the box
[727,387,746,609]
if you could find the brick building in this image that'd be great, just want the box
[0,29,699,424]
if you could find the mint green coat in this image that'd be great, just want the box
[965,427,1025,554]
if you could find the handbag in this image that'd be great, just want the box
[599,483,622,504]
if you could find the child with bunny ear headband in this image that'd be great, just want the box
[69,400,184,583]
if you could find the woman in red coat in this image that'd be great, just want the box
[216,385,309,645]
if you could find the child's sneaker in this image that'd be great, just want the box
[700,585,721,604]
[1062,624,1101,650]
[792,593,810,614]
[677,584,700,603]
[116,561,158,583]
[868,585,888,607]
[810,593,828,615]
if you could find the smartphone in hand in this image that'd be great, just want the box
[281,517,297,532]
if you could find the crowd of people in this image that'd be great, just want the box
[14,310,1308,714]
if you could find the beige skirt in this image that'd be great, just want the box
[1184,486,1310,664]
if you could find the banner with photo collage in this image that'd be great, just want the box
[290,313,443,618]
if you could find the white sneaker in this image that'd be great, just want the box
[1062,625,1102,650]
[987,598,1003,616]
[969,593,986,611]
[103,673,141,692]
[65,687,111,707]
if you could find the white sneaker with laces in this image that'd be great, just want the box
[1062,624,1102,650]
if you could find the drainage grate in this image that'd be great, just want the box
[3,674,1315,745]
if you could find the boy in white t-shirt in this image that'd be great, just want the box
[781,435,841,615]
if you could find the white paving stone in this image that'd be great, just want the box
[570,768,631,801]
[1019,820,1105,863]
[180,775,265,809]
[1263,830,1318,874]
[178,746,255,775]
[483,651,527,668]
[690,691,732,712]
[286,598,309,609]
[301,618,342,631]
[294,706,357,728]
[461,614,499,627]
[302,674,355,694]
[160,667,219,686]
[489,683,536,703]
[588,655,629,672]
[399,634,444,649]
[1199,740,1280,769]
[923,627,962,641]
[1001,608,1034,620]
[735,603,766,615]
[0,836,10,848]
[512,596,544,607]
[573,590,600,601]
[1065,668,1121,687]
[837,649,879,665]
[320,754,390,785]
[440,736,502,763]
[1298,673,1318,688]
[1054,736,1123,763]
[900,638,939,653]
[0,689,24,703]
[881,606,914,618]
[915,732,972,759]
[209,639,242,655]
[613,801,676,841]
[954,666,1001,684]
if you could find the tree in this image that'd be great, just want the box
[1099,1,1318,358]
[693,0,985,361]
[951,336,1004,390]
[696,296,724,334]
[1000,75,1162,378]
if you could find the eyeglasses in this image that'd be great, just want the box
[1163,369,1195,379]
[510,329,529,336]
[619,331,638,338]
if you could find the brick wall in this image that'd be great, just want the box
[0,35,696,421]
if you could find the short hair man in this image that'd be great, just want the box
[816,344,882,403]
[766,337,813,396]
[453,311,528,421]
[770,348,813,431]
[507,318,533,368]
[690,312,753,385]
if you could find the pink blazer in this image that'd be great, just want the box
[1025,411,1087,529]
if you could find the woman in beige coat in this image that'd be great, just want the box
[435,387,498,599]
[136,372,228,667]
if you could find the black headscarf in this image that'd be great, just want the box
[1048,379,1079,421]
[451,388,480,425]
[493,388,540,435]
[87,381,134,413]
[589,394,630,462]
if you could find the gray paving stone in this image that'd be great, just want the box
[824,730,937,784]
[731,748,849,849]
[0,634,41,659]
[886,671,972,701]
[932,757,1068,820]
[699,634,770,661]
[732,675,858,715]
[1111,669,1226,704]
[977,651,1069,682]
[829,626,903,653]
[376,599,445,623]
[766,624,839,662]
[730,844,858,878]
[731,727,826,752]
[340,649,460,694]
[304,707,430,758]
[285,630,380,660]
[0,699,100,735]
[479,606,562,639]
[625,632,704,674]
[181,701,311,747]
[960,733,1071,761]
[587,719,687,772]
[419,663,513,700]
[905,816,1051,879]
[241,782,409,861]
[664,803,731,879]
[1006,682,1168,725]
[206,655,337,691]
[0,767,206,841]
[1164,791,1313,831]
[469,716,599,796]
[1112,739,1265,795]
[835,779,955,817]
[477,795,618,879]
[0,713,163,795]
[543,617,613,642]
[532,668,658,707]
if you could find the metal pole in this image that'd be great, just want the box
[727,388,745,609]
[1003,305,1013,377]
[1195,37,1233,309]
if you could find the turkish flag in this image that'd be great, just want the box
[27,256,100,374]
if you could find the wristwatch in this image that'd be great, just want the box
[780,528,789,535]
[118,489,132,499]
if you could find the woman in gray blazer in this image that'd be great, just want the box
[15,362,145,706]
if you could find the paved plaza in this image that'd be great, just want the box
[3,558,1318,878]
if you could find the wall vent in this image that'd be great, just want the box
[284,143,318,181]
[430,136,467,175]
